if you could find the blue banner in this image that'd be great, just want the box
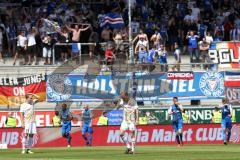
[46,71,225,102]
[107,110,123,125]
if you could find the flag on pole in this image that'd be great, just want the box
[99,12,125,28]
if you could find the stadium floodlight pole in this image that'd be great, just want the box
[128,0,134,64]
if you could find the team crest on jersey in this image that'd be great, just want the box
[199,72,224,97]
[47,74,72,101]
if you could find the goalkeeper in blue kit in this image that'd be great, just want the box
[220,98,232,145]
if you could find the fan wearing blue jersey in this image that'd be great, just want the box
[168,97,184,147]
[81,105,93,146]
[220,98,232,145]
[60,103,73,147]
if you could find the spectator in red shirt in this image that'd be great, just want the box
[105,43,115,65]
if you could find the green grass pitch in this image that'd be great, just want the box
[0,145,240,160]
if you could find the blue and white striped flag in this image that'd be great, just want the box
[99,12,125,28]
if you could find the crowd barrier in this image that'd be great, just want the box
[1,124,240,148]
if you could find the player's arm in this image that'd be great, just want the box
[229,105,233,118]
[168,106,174,115]
[178,104,184,112]
[20,106,25,128]
[135,108,139,125]
[89,111,93,127]
[116,99,124,109]
[28,93,40,103]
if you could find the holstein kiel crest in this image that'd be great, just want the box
[199,72,224,97]
[47,74,73,101]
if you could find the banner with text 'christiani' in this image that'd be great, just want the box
[0,74,46,107]
[46,71,224,102]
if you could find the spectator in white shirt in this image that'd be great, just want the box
[172,43,181,71]
[205,31,213,45]
[184,9,195,23]
[13,31,27,65]
[27,27,37,65]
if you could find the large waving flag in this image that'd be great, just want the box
[42,18,61,34]
[99,12,125,28]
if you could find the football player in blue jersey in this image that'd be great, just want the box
[168,97,184,147]
[60,103,73,147]
[81,105,93,146]
[221,98,232,145]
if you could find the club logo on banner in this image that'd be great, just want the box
[199,72,224,97]
[47,74,72,101]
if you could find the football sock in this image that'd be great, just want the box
[131,137,136,151]
[22,136,27,150]
[179,133,183,143]
[120,134,130,148]
[28,137,33,149]
[227,131,231,142]
[66,133,71,144]
[176,135,180,144]
[222,129,226,142]
[89,133,93,145]
[82,134,88,142]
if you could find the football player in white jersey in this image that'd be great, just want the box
[118,92,139,154]
[20,93,39,154]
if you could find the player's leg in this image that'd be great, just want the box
[120,121,131,153]
[221,119,227,144]
[87,127,93,146]
[21,133,28,154]
[26,134,34,154]
[178,119,184,146]
[226,120,232,143]
[21,123,30,154]
[26,123,36,154]
[172,121,180,146]
[82,124,89,145]
[62,123,69,146]
[129,123,136,154]
[66,122,72,147]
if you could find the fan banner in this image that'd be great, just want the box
[0,74,46,107]
[209,41,240,68]
[46,71,225,102]
[1,124,240,148]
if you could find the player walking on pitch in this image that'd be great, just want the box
[60,103,73,147]
[220,98,232,145]
[20,93,39,154]
[81,105,93,146]
[118,92,139,154]
[168,97,184,147]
